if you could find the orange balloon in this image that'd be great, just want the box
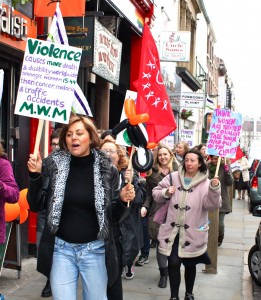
[147,142,157,149]
[19,209,28,224]
[129,113,149,125]
[18,188,29,210]
[124,98,136,119]
[5,202,20,222]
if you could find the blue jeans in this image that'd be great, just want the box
[50,237,108,300]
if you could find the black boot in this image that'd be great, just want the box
[184,292,194,300]
[41,279,52,297]
[169,298,179,300]
[158,267,168,288]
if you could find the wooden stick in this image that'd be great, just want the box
[33,119,44,156]
[44,120,49,158]
[214,156,221,177]
[126,146,135,207]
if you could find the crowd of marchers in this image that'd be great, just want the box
[1,118,251,300]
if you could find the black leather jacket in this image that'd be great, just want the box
[27,149,130,287]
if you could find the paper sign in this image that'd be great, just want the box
[179,129,194,147]
[15,38,82,124]
[115,90,137,147]
[206,109,242,158]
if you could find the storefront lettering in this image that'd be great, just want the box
[0,5,28,39]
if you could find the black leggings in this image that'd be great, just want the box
[168,253,196,298]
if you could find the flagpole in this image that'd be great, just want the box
[126,146,135,207]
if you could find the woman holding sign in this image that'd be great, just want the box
[27,115,135,300]
[152,149,221,300]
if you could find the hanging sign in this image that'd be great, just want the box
[92,19,122,85]
[159,31,191,62]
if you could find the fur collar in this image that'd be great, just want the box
[47,149,112,239]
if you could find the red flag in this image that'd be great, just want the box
[34,0,85,17]
[135,23,177,143]
[230,146,244,163]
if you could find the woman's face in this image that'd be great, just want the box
[210,156,219,166]
[176,143,185,157]
[157,148,172,167]
[66,121,91,157]
[101,142,119,167]
[199,146,207,158]
[184,153,201,177]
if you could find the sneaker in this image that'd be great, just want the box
[125,266,134,280]
[135,256,149,266]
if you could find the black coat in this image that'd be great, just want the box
[27,149,130,287]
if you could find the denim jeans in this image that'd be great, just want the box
[50,237,108,300]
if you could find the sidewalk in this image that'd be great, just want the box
[0,197,259,299]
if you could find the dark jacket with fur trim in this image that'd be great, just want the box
[27,149,129,287]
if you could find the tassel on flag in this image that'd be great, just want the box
[204,96,215,115]
[47,4,93,117]
[135,23,177,143]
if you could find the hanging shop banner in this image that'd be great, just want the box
[177,93,204,108]
[92,19,122,86]
[159,31,191,62]
[64,17,94,67]
[179,129,194,147]
[168,92,204,109]
[105,0,144,34]
[14,38,82,124]
[34,0,85,17]
[206,109,242,158]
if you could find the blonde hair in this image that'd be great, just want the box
[147,144,176,176]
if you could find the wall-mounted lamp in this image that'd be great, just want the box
[197,74,208,82]
[161,7,171,21]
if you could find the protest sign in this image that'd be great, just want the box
[115,90,137,147]
[161,131,175,149]
[206,109,242,158]
[179,129,194,147]
[14,38,82,124]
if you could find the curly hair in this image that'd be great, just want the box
[0,142,5,157]
[100,139,129,171]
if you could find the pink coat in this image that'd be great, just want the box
[0,157,19,244]
[152,168,221,257]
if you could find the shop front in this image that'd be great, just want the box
[0,1,37,256]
